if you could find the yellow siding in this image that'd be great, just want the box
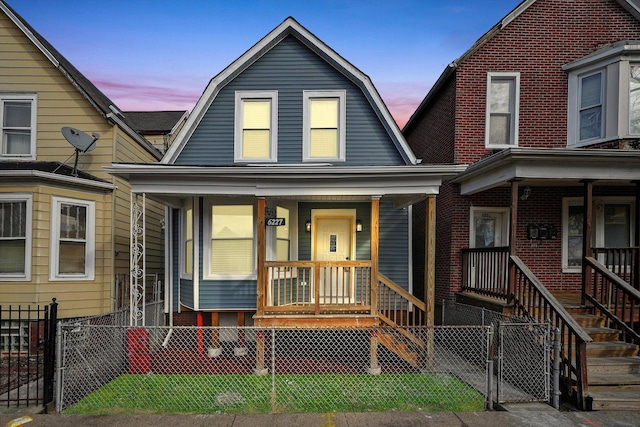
[0,12,164,318]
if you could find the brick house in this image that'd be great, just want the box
[405,0,640,304]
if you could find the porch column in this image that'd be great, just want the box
[370,197,380,315]
[130,192,146,326]
[581,180,594,305]
[508,180,520,303]
[424,196,436,327]
[257,197,266,316]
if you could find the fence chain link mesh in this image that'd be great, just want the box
[57,318,490,413]
[442,300,552,404]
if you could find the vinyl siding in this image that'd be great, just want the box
[379,203,409,290]
[175,35,405,166]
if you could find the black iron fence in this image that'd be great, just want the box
[0,298,57,410]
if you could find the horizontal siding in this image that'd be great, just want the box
[198,280,257,310]
[379,202,409,290]
[179,279,194,308]
[176,35,405,166]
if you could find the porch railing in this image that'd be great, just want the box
[584,256,640,347]
[377,273,426,327]
[511,256,592,410]
[591,247,639,290]
[461,247,510,298]
[265,261,372,315]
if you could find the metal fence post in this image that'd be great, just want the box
[552,327,561,409]
[486,324,494,410]
[55,321,63,413]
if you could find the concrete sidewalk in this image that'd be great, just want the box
[2,407,640,427]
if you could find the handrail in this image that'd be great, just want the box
[591,246,639,290]
[378,273,426,313]
[511,255,591,409]
[584,256,640,345]
[461,246,510,299]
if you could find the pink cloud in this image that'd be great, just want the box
[91,78,201,112]
[377,82,433,129]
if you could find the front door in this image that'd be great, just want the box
[469,208,509,289]
[313,210,355,303]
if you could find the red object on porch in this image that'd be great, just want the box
[197,312,203,354]
[127,328,151,374]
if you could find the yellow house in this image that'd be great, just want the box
[0,0,167,323]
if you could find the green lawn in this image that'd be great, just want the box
[65,373,484,414]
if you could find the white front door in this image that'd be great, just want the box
[312,210,355,303]
[471,209,509,248]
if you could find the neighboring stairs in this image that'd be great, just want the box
[556,292,640,411]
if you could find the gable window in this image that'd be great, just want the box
[204,202,255,279]
[50,196,95,280]
[578,71,604,141]
[303,90,346,162]
[1,94,37,159]
[234,91,278,162]
[0,194,32,280]
[485,73,519,148]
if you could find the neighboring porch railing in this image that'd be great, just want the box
[511,256,592,410]
[591,247,640,290]
[264,261,372,315]
[584,256,640,347]
[461,247,510,298]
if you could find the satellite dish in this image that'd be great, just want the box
[60,127,100,176]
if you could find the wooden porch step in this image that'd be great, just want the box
[588,385,640,411]
[587,356,640,375]
[378,331,419,367]
[585,326,621,342]
[588,372,640,386]
[586,341,639,358]
[572,314,605,328]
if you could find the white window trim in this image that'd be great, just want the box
[180,200,193,280]
[303,90,346,162]
[202,198,257,281]
[0,93,37,161]
[234,91,278,163]
[0,193,32,281]
[485,72,520,149]
[49,196,95,281]
[562,196,635,272]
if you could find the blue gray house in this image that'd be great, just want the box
[107,17,461,363]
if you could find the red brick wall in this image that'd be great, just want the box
[406,0,640,302]
[455,0,640,164]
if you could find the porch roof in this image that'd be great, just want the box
[451,148,640,195]
[105,163,465,207]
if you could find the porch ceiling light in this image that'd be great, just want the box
[305,220,311,232]
[356,220,363,232]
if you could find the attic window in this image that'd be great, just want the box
[303,90,346,162]
[234,91,278,163]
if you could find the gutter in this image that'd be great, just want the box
[0,170,115,191]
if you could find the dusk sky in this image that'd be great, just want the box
[10,0,522,128]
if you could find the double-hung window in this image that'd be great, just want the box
[578,70,604,141]
[303,90,346,162]
[50,196,95,280]
[1,94,37,159]
[234,91,278,162]
[204,202,255,279]
[485,73,519,148]
[0,194,32,280]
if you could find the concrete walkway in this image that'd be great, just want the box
[1,405,640,427]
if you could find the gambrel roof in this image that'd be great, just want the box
[162,17,417,165]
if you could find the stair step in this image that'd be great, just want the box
[586,341,639,358]
[588,372,640,386]
[378,332,419,367]
[587,356,640,375]
[585,327,621,342]
[573,314,605,328]
[588,385,640,410]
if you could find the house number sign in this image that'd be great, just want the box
[266,218,286,226]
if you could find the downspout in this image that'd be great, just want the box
[162,206,174,348]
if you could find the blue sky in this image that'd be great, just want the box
[10,0,522,127]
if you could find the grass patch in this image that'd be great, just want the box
[65,373,484,414]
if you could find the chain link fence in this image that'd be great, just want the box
[442,300,555,405]
[56,322,492,414]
